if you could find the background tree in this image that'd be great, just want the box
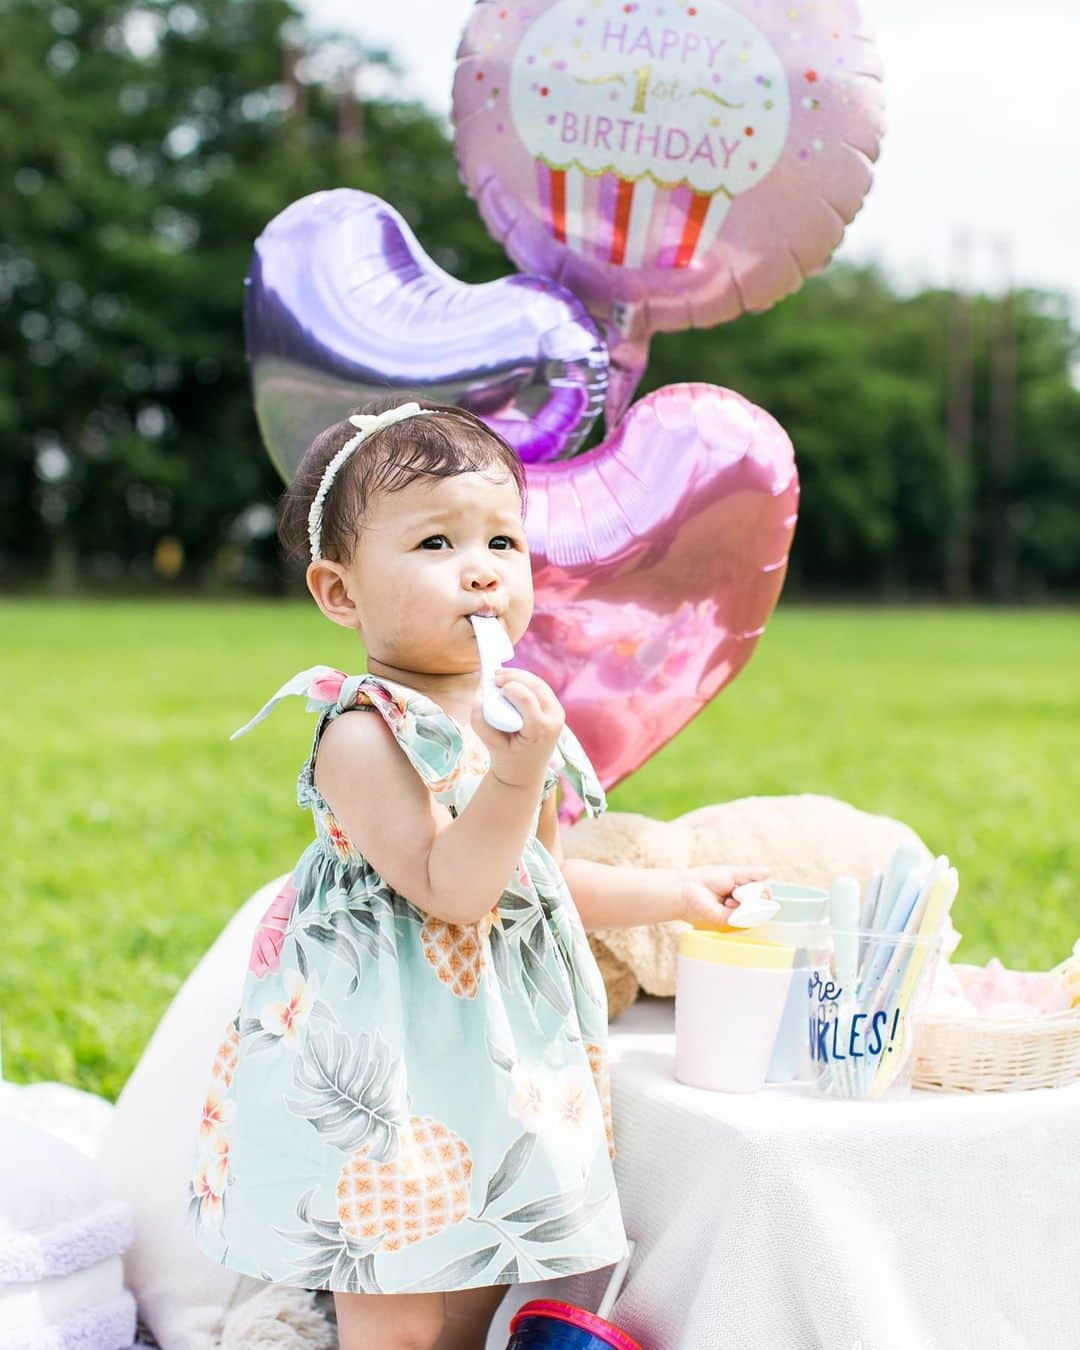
[0,0,505,591]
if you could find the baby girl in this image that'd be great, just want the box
[187,399,767,1349]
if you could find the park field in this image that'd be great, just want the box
[1,599,1076,1100]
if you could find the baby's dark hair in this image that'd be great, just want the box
[277,399,528,567]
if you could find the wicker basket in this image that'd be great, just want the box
[912,1005,1080,1093]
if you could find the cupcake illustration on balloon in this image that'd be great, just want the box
[508,0,790,273]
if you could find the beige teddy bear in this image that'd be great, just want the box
[562,793,940,1019]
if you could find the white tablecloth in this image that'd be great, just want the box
[485,994,1080,1350]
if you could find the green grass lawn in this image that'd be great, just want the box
[2,599,1076,1101]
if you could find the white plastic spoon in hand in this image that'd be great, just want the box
[469,614,524,733]
[728,881,780,928]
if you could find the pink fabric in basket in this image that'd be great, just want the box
[926,958,1072,1018]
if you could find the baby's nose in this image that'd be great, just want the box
[463,548,502,590]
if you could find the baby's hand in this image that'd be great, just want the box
[676,864,771,930]
[471,667,564,791]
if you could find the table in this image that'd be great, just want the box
[485,994,1080,1350]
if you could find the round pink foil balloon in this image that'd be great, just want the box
[510,383,799,822]
[453,0,885,425]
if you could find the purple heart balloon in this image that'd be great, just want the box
[245,188,609,478]
[508,382,799,821]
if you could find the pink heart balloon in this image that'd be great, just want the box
[512,383,799,820]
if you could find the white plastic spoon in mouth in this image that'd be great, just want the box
[728,881,780,928]
[469,614,525,733]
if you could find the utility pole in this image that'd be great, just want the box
[988,236,1018,602]
[945,231,974,600]
[282,40,307,121]
[338,66,364,149]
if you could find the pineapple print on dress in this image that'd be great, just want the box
[212,1018,240,1087]
[336,1115,473,1251]
[273,1011,619,1293]
[586,1042,616,1163]
[274,1020,481,1288]
[421,904,503,998]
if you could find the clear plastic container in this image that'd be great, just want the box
[759,918,831,1083]
[808,927,944,1101]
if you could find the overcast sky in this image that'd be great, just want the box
[296,0,1079,305]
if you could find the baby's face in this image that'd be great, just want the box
[341,465,533,675]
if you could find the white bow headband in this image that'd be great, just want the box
[307,402,433,563]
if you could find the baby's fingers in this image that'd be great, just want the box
[687,864,770,897]
[495,667,559,716]
[730,866,771,887]
[497,678,542,729]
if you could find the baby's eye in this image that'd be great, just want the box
[419,535,449,549]
[490,535,517,549]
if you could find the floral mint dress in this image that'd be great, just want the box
[186,666,627,1294]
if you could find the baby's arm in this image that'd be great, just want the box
[315,694,554,928]
[537,792,769,931]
